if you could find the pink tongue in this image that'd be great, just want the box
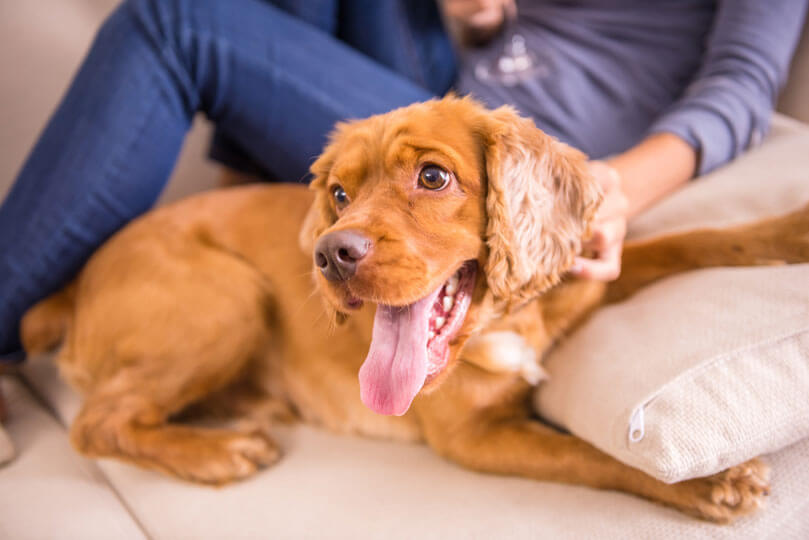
[359,287,441,416]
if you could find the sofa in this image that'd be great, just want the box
[1,2,808,538]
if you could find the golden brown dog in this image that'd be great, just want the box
[21,97,809,523]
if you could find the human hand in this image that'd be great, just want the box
[442,0,516,45]
[569,161,629,281]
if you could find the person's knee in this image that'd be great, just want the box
[100,0,222,112]
[113,0,203,53]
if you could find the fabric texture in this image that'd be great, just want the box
[534,115,809,484]
[0,376,146,540]
[648,0,808,174]
[456,0,808,172]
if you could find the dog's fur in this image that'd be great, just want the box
[21,97,809,523]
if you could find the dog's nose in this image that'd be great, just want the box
[314,230,371,281]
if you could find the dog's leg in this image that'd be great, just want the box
[177,374,299,436]
[465,419,767,523]
[61,238,283,484]
[68,316,283,485]
[71,376,280,485]
[20,281,76,355]
[419,367,768,523]
[424,411,768,523]
[608,202,809,302]
[68,325,284,485]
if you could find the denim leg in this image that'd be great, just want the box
[338,0,457,96]
[0,0,432,358]
[268,0,339,34]
[210,0,457,178]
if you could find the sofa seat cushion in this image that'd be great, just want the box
[0,376,145,540]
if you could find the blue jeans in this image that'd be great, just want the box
[0,0,455,359]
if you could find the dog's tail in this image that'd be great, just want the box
[20,282,76,355]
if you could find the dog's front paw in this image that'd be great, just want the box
[669,459,770,524]
[173,430,281,485]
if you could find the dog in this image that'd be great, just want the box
[21,97,809,523]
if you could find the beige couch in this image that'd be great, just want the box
[1,3,808,538]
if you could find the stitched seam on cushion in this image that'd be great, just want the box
[649,328,809,473]
[640,318,809,408]
[625,312,809,421]
[618,324,809,482]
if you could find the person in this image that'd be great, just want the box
[0,0,806,361]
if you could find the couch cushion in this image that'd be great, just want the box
[629,114,809,238]
[0,376,145,540]
[21,354,809,538]
[534,115,809,484]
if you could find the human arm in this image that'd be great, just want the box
[570,134,696,280]
[573,0,808,280]
[648,0,808,175]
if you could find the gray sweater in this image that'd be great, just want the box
[456,0,808,174]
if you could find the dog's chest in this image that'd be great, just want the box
[271,301,422,442]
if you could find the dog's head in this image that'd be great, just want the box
[300,97,601,416]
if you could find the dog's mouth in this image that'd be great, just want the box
[358,261,477,416]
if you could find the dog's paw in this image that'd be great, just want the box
[670,459,770,524]
[172,430,281,485]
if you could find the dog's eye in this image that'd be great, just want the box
[331,185,349,207]
[418,165,451,191]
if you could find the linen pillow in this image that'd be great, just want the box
[533,115,809,483]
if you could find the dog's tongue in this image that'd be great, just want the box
[359,287,441,416]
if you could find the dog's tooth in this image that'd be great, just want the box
[428,331,435,340]
[446,275,459,295]
[442,296,454,312]
[434,316,446,330]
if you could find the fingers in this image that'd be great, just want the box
[571,246,622,281]
[443,0,514,28]
[589,161,628,220]
[569,160,629,282]
[443,0,499,18]
[594,186,629,222]
[570,215,625,280]
[587,217,627,254]
[502,0,517,20]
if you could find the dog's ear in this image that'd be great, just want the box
[298,126,346,255]
[482,106,602,310]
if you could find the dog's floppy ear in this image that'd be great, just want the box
[482,106,602,310]
[298,125,346,255]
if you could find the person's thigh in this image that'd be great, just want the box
[338,0,456,96]
[131,0,435,180]
[0,0,434,357]
[211,0,456,178]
